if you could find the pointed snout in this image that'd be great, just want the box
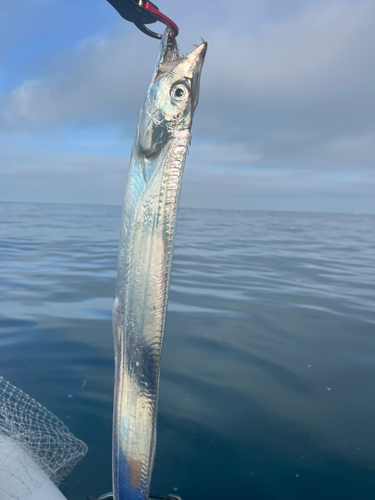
[188,41,208,64]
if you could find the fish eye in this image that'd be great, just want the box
[171,84,189,101]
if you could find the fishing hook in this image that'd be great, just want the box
[105,0,179,39]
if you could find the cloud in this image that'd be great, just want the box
[195,0,375,168]
[0,29,154,132]
[180,163,375,213]
[0,144,129,204]
[1,141,372,212]
[1,0,374,174]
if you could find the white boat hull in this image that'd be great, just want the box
[0,435,67,500]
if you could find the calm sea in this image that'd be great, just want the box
[0,202,374,500]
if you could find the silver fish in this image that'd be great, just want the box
[112,29,207,500]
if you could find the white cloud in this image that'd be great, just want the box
[0,145,129,204]
[180,164,375,213]
[190,142,261,166]
[0,29,155,130]
[2,0,374,171]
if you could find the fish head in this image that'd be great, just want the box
[138,29,207,158]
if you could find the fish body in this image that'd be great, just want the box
[112,29,206,500]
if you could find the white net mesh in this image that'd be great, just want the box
[0,376,88,488]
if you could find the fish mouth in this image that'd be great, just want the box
[153,29,207,81]
[161,30,181,64]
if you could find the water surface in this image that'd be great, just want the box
[0,202,374,500]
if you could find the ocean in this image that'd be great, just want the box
[0,202,374,500]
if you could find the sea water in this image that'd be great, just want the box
[0,202,374,500]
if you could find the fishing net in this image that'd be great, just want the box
[0,376,88,488]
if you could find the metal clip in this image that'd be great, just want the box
[106,0,179,39]
[97,493,113,500]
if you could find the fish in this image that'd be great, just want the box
[112,28,207,500]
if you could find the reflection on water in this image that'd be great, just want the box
[0,202,375,500]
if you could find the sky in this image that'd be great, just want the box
[0,0,374,213]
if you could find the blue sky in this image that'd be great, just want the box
[0,0,374,212]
